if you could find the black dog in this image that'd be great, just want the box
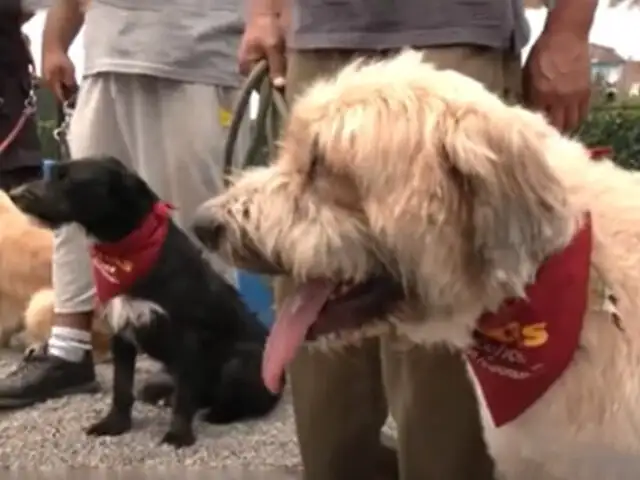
[10,156,281,448]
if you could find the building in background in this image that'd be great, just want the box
[619,61,640,96]
[589,43,639,99]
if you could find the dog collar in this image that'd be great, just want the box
[90,202,173,304]
[466,214,592,427]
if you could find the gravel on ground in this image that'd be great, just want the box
[0,350,301,472]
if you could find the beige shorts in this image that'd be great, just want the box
[53,73,249,313]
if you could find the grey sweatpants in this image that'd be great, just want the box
[54,73,249,314]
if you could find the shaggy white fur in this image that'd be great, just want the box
[196,51,640,478]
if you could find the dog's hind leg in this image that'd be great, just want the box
[137,369,174,406]
[86,333,137,437]
[204,343,281,424]
[0,300,27,348]
[0,325,20,348]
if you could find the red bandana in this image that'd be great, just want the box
[465,215,592,427]
[90,202,173,304]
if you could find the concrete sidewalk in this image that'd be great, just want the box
[2,467,302,480]
[0,351,301,472]
[1,472,301,480]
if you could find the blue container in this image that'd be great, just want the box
[238,271,274,329]
[42,159,57,180]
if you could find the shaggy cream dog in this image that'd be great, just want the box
[193,51,640,478]
[0,190,110,358]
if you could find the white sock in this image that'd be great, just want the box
[48,326,92,363]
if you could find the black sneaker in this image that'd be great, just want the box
[0,344,100,409]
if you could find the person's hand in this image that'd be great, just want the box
[42,48,77,102]
[79,0,91,14]
[522,29,591,133]
[238,13,286,87]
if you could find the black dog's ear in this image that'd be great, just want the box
[102,156,131,173]
[46,161,69,181]
[105,158,160,203]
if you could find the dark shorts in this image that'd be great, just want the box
[0,72,42,190]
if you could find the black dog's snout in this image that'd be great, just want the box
[7,186,23,204]
[192,208,226,251]
[8,183,35,206]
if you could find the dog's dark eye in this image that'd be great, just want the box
[44,162,67,182]
[308,137,323,180]
[240,202,251,220]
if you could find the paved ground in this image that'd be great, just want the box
[5,348,637,479]
[0,350,302,475]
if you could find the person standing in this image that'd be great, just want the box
[0,0,249,408]
[238,0,595,479]
[0,8,42,192]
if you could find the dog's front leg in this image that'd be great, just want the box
[161,356,199,448]
[86,333,137,437]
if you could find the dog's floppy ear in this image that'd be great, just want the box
[102,156,131,174]
[103,157,159,201]
[441,105,574,297]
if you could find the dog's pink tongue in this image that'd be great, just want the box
[262,279,334,393]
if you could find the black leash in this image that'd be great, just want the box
[223,60,288,182]
[45,88,77,179]
[52,89,77,163]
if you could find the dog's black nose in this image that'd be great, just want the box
[192,207,226,251]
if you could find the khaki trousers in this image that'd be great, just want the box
[282,46,522,480]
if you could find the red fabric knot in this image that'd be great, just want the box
[589,146,613,161]
[465,214,592,427]
[90,201,173,305]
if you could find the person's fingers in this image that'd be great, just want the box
[265,47,286,87]
[238,56,250,76]
[577,95,590,127]
[546,103,566,133]
[51,81,66,103]
[238,42,259,76]
[42,63,54,84]
[61,63,77,89]
[563,102,581,134]
[43,66,62,100]
[79,0,91,14]
[61,82,79,102]
[522,84,545,113]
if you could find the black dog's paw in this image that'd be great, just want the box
[86,413,132,437]
[160,428,196,448]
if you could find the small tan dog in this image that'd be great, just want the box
[193,51,640,478]
[0,190,110,358]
